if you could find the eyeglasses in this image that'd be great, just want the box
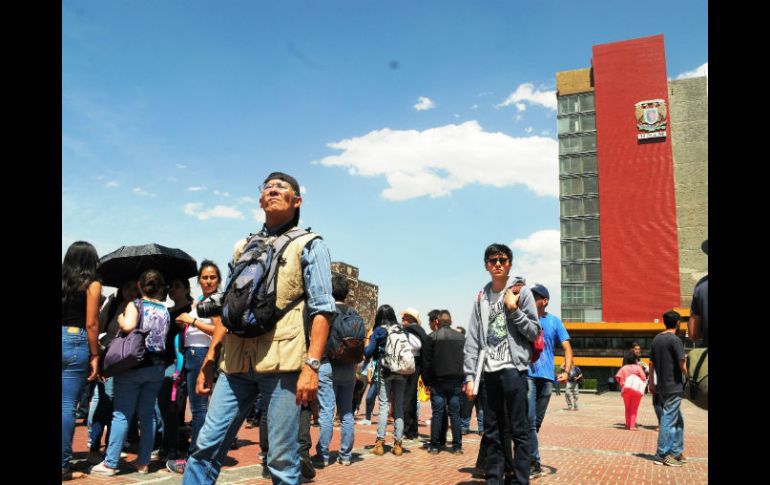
[486,257,509,266]
[260,182,292,193]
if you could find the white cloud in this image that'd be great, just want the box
[132,187,155,197]
[497,83,557,111]
[238,196,259,205]
[105,181,118,188]
[510,229,562,313]
[176,164,187,169]
[414,96,436,111]
[183,202,244,220]
[470,104,479,110]
[316,120,558,200]
[252,209,266,223]
[676,62,708,80]
[187,186,206,192]
[515,102,527,112]
[214,190,231,197]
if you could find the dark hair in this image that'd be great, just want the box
[263,172,302,228]
[332,274,350,302]
[199,259,222,283]
[439,309,452,326]
[106,279,139,324]
[662,310,680,329]
[630,341,640,349]
[622,350,637,366]
[484,243,512,263]
[62,241,100,304]
[139,269,166,300]
[374,304,398,329]
[170,277,193,303]
[456,327,466,335]
[428,309,441,322]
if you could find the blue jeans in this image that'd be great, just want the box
[656,393,684,458]
[527,377,553,464]
[105,364,165,467]
[377,371,406,441]
[88,377,115,452]
[483,368,531,485]
[316,362,356,462]
[429,378,463,449]
[185,347,210,454]
[62,327,90,469]
[365,379,379,420]
[182,371,300,485]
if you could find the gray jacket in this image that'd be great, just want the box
[463,281,541,383]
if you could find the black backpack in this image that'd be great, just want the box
[221,227,319,338]
[325,303,366,364]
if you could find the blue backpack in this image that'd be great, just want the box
[221,227,319,338]
[325,303,366,364]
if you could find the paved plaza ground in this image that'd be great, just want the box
[68,391,708,484]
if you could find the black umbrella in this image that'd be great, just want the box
[98,243,198,287]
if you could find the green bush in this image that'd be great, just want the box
[582,378,598,390]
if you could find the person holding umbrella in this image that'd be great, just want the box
[62,241,103,481]
[91,269,171,476]
[166,260,219,474]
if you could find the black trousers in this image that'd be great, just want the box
[402,362,422,438]
[259,400,313,460]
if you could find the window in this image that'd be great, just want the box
[585,219,600,236]
[559,136,581,154]
[585,239,601,258]
[581,133,597,151]
[581,113,596,131]
[583,155,598,172]
[583,198,599,215]
[583,176,598,194]
[560,178,581,197]
[579,93,595,111]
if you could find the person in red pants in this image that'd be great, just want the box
[615,351,648,430]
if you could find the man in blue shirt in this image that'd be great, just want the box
[527,284,573,479]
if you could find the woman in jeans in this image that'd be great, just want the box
[365,304,407,457]
[87,279,139,465]
[91,269,171,475]
[166,260,218,474]
[62,241,102,480]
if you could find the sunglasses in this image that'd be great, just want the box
[487,257,510,266]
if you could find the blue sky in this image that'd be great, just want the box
[62,0,708,328]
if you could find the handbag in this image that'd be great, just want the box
[684,347,708,410]
[102,299,148,378]
[623,373,646,394]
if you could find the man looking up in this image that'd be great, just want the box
[464,243,541,485]
[526,284,572,479]
[182,172,335,485]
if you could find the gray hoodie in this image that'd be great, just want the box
[463,281,541,384]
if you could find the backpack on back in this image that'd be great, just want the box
[139,299,170,354]
[222,228,319,338]
[381,324,415,375]
[326,303,366,364]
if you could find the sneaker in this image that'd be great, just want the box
[90,462,118,476]
[530,462,545,478]
[451,447,463,455]
[166,459,186,474]
[150,449,161,460]
[427,447,440,455]
[120,451,129,459]
[372,439,385,456]
[664,455,684,467]
[356,418,372,426]
[311,454,329,468]
[337,456,351,466]
[676,453,688,463]
[299,456,316,479]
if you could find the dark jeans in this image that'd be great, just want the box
[475,380,513,472]
[402,362,422,438]
[157,365,181,455]
[483,368,530,485]
[429,378,463,449]
[652,392,663,424]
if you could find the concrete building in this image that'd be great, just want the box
[331,261,378,330]
[556,34,708,324]
[555,34,707,386]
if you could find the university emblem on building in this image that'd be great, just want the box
[635,99,667,140]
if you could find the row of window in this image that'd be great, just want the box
[559,133,597,154]
[557,93,595,115]
[568,336,653,351]
[560,197,599,217]
[561,218,600,238]
[562,262,601,283]
[560,176,598,197]
[562,307,603,322]
[559,155,598,175]
[562,239,601,260]
[562,284,601,305]
[557,112,596,135]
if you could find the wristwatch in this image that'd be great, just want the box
[304,357,321,371]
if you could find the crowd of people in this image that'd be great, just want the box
[62,171,700,484]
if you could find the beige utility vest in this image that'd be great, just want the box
[219,231,318,374]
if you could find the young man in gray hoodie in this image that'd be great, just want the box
[463,243,541,485]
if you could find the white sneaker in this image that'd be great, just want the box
[356,419,371,425]
[90,462,117,476]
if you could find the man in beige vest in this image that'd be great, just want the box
[182,172,335,485]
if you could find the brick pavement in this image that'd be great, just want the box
[68,392,707,484]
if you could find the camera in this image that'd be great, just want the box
[197,292,225,318]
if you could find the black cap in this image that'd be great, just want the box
[531,284,550,299]
[263,172,300,195]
